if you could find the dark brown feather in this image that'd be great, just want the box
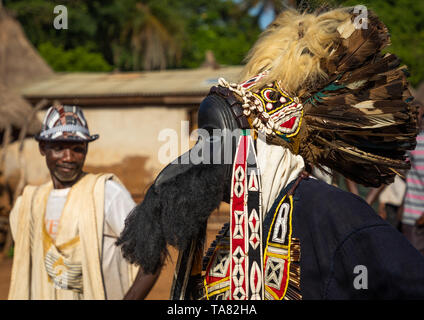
[297,9,418,187]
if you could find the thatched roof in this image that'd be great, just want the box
[0,9,53,89]
[0,8,50,140]
[0,82,41,136]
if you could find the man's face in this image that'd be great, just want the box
[39,141,88,188]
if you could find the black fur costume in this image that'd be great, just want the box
[117,93,240,274]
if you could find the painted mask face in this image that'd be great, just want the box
[240,74,304,141]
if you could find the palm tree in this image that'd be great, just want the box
[120,1,183,71]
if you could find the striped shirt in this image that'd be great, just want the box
[403,131,424,225]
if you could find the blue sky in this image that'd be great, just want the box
[249,3,275,29]
[259,7,275,29]
[233,0,276,29]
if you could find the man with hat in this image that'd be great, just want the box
[8,105,142,300]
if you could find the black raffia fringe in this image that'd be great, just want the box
[116,164,225,274]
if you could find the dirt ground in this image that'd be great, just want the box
[0,214,226,300]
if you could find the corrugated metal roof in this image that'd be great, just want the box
[21,66,243,99]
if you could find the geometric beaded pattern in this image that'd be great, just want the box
[263,194,297,300]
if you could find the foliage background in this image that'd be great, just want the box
[3,0,423,86]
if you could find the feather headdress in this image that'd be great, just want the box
[222,7,418,187]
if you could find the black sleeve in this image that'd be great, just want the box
[324,224,424,299]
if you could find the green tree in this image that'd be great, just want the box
[5,0,189,71]
[4,0,110,71]
[177,0,261,68]
[14,0,421,83]
[38,42,113,72]
[118,0,186,70]
[4,0,262,71]
[339,0,424,87]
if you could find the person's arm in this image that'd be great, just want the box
[103,180,140,298]
[105,180,163,299]
[124,267,161,300]
[415,213,424,227]
[378,201,387,220]
[365,185,386,206]
[345,179,359,196]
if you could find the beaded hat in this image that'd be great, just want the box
[35,105,99,142]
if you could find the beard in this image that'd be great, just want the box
[52,165,83,183]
